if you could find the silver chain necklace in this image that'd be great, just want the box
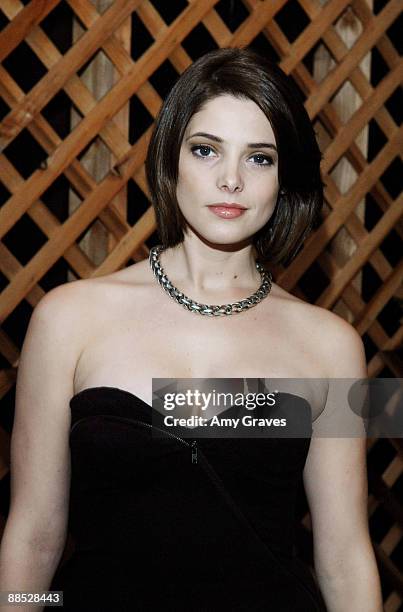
[149,245,272,316]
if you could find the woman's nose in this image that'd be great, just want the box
[217,159,244,193]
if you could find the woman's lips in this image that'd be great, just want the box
[207,205,247,219]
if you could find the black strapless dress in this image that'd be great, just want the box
[48,386,326,611]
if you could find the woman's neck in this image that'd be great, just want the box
[159,238,260,294]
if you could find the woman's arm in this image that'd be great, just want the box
[303,316,383,611]
[0,284,84,612]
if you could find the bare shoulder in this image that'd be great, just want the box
[45,260,153,325]
[32,260,152,343]
[31,273,126,355]
[296,299,366,377]
[270,282,367,378]
[35,276,100,325]
[19,279,104,391]
[42,260,150,306]
[72,259,152,296]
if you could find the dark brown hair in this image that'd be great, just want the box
[145,47,324,265]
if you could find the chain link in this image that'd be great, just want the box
[149,245,272,316]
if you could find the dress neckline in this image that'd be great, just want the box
[70,385,312,412]
[69,385,314,436]
[70,386,153,409]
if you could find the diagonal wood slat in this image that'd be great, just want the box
[0,0,61,63]
[0,0,141,149]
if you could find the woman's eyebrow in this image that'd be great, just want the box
[186,131,277,152]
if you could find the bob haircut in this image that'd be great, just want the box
[145,47,324,266]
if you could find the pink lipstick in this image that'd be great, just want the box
[207,204,247,219]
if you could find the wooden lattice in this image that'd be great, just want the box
[0,0,402,608]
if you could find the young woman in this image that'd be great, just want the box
[0,48,382,611]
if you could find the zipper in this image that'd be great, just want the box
[195,443,324,611]
[70,414,198,464]
[70,414,323,609]
[191,440,198,464]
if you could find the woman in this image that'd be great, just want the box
[0,48,382,611]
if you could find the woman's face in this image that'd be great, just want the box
[176,94,279,247]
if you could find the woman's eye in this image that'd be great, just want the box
[250,153,274,166]
[191,145,215,158]
[190,146,274,166]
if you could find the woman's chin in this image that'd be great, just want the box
[181,220,255,248]
[185,228,254,251]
